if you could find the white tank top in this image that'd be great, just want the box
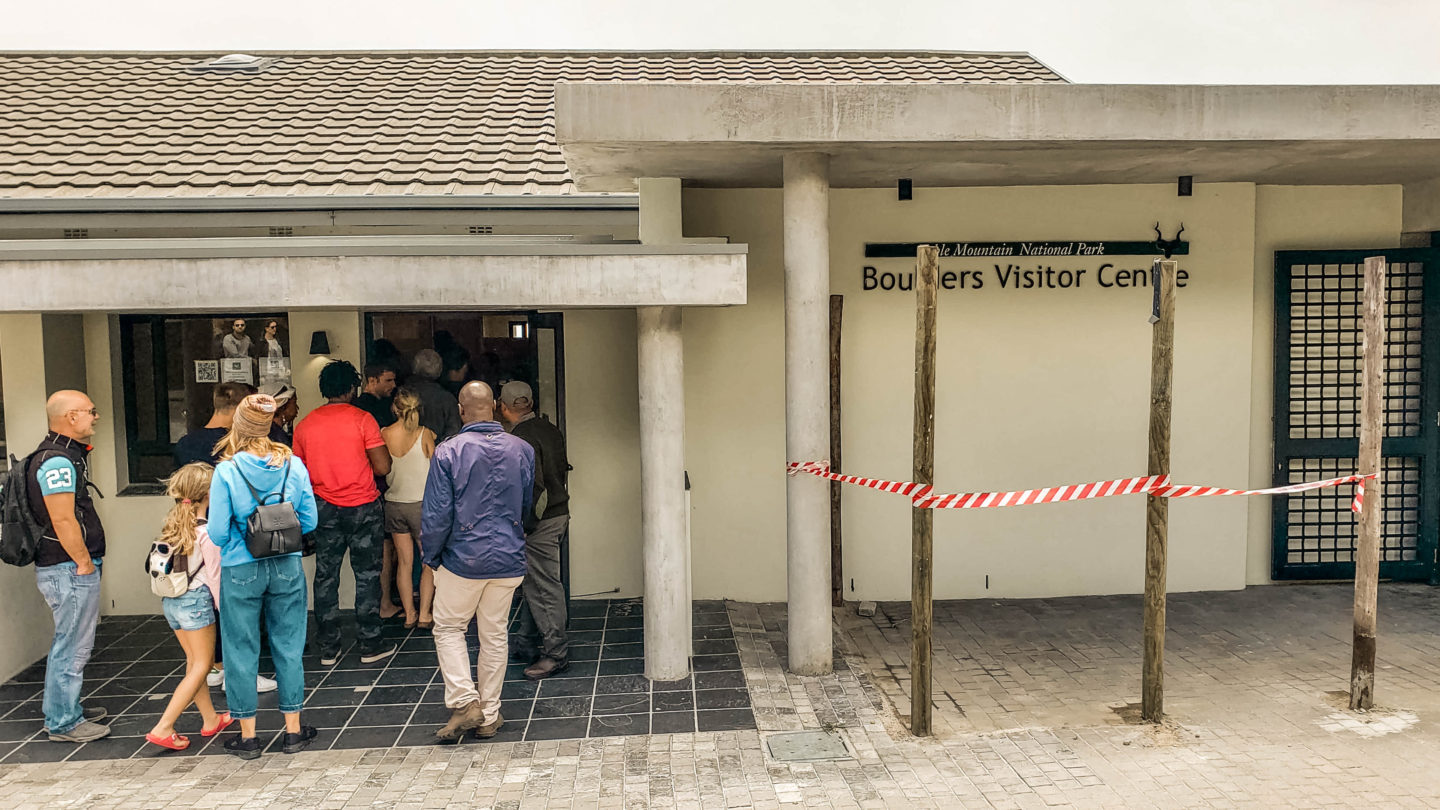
[385,431,430,503]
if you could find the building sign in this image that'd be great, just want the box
[864,241,1189,258]
[861,240,1191,292]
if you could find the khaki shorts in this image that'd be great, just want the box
[384,499,423,536]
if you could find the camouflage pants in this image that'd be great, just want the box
[312,497,385,656]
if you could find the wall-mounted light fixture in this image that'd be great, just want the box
[1178,175,1193,197]
[309,330,331,355]
[898,178,913,201]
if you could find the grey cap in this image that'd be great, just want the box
[499,380,533,406]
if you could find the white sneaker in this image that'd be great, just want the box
[206,668,225,688]
[257,674,278,693]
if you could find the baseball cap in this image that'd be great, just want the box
[259,382,295,405]
[499,381,533,406]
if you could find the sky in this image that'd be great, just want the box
[3,0,1438,84]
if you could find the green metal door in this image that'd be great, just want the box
[1272,248,1440,582]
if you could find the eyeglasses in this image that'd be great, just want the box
[68,408,99,418]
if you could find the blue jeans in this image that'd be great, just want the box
[220,555,307,719]
[35,559,103,735]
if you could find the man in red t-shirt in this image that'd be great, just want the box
[294,361,394,666]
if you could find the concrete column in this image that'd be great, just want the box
[637,305,689,681]
[783,152,833,675]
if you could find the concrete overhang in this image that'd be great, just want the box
[0,236,747,312]
[556,83,1440,189]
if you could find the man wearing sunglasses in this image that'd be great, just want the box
[26,390,110,743]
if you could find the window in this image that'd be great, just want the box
[119,314,291,485]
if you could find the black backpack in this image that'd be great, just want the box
[0,452,47,567]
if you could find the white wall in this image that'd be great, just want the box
[0,315,68,681]
[679,182,1402,602]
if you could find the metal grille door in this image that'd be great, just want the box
[1272,249,1439,581]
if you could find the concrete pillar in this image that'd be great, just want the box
[637,305,689,681]
[783,152,833,675]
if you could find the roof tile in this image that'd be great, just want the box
[0,50,1063,198]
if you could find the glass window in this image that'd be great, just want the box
[119,314,290,485]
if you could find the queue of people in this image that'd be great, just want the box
[20,345,572,756]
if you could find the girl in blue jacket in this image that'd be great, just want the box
[208,394,319,760]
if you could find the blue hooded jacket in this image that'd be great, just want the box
[209,451,320,567]
[421,421,534,580]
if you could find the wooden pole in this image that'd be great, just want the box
[1350,256,1387,711]
[830,294,845,608]
[910,245,939,736]
[1141,259,1176,724]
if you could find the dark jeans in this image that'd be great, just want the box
[220,555,307,718]
[514,516,570,661]
[313,496,385,656]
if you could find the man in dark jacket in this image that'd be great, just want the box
[409,349,461,442]
[28,390,111,743]
[421,382,533,741]
[497,381,571,680]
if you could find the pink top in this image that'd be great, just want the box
[192,522,222,599]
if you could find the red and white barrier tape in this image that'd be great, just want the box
[786,462,1377,513]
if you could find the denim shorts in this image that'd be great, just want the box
[161,584,216,631]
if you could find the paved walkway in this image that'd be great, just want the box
[0,583,1437,808]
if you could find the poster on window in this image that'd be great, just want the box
[260,356,291,388]
[220,357,254,384]
[194,360,219,384]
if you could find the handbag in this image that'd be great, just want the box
[235,461,304,558]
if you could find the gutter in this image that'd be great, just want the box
[0,195,640,215]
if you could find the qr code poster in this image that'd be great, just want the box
[195,360,220,384]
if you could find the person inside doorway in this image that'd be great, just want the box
[354,362,398,430]
[29,390,110,743]
[409,349,461,442]
[222,319,251,359]
[440,345,471,398]
[422,382,532,741]
[261,382,298,445]
[381,388,436,628]
[174,382,254,468]
[498,381,572,680]
[293,360,395,666]
[262,320,284,359]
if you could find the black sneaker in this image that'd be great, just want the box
[282,725,319,754]
[359,643,397,664]
[224,735,263,760]
[318,650,340,667]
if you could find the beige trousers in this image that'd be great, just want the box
[432,565,523,723]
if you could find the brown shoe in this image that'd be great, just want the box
[435,702,484,741]
[474,711,504,739]
[523,656,570,681]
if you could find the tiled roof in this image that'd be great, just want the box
[0,51,1066,199]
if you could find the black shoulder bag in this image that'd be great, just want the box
[235,461,304,558]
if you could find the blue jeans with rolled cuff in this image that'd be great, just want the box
[220,554,307,719]
[35,559,103,735]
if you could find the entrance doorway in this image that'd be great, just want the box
[364,311,565,431]
[1271,248,1440,582]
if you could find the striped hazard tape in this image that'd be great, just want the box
[786,462,1377,513]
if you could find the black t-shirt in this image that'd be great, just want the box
[354,393,396,429]
[174,424,290,466]
[173,427,229,467]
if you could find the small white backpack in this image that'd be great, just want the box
[145,540,191,599]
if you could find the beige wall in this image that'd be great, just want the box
[680,182,1402,602]
[1245,186,1403,584]
[0,315,68,681]
[563,310,645,598]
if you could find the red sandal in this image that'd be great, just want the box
[145,731,191,751]
[201,712,234,737]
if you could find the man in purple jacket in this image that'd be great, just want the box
[421,382,534,741]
